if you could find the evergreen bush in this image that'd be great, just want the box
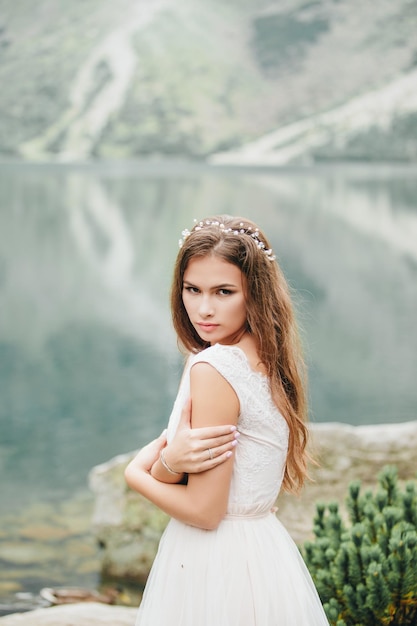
[304,466,417,626]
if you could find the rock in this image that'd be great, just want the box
[89,454,168,583]
[277,420,417,543]
[19,526,71,541]
[0,543,58,566]
[0,602,137,625]
[89,421,417,581]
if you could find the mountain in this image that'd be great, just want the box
[0,0,416,163]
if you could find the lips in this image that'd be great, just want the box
[196,322,219,331]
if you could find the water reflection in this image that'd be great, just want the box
[0,163,416,515]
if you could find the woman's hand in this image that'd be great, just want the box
[160,398,239,474]
[130,429,167,473]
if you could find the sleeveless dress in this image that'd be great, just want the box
[135,343,329,626]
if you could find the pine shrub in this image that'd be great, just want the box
[303,466,417,626]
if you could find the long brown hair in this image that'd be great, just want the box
[171,215,309,494]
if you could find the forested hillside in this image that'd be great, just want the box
[1,0,416,162]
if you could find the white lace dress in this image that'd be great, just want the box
[135,343,329,625]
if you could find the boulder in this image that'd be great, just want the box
[278,420,417,543]
[88,454,168,583]
[0,603,137,625]
[89,421,417,580]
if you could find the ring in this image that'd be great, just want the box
[207,448,213,460]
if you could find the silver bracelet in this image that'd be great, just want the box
[160,449,181,475]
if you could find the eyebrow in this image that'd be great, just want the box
[183,281,238,289]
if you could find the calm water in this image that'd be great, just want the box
[0,161,417,602]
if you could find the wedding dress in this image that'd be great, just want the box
[135,343,329,625]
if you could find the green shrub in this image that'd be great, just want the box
[303,466,417,626]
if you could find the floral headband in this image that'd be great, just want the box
[179,219,276,261]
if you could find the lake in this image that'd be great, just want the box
[0,160,416,607]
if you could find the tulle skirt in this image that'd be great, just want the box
[135,512,329,626]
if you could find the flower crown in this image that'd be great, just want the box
[179,219,276,261]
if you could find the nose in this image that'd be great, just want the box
[198,294,214,318]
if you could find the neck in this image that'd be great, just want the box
[216,328,248,346]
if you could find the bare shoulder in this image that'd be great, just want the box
[190,361,239,427]
[190,361,237,400]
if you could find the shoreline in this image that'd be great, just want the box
[1,419,416,616]
[1,157,417,177]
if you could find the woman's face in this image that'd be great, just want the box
[182,255,247,346]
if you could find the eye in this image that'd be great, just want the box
[218,288,233,296]
[184,286,200,294]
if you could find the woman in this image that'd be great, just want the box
[125,216,329,625]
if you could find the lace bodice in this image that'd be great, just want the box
[166,343,289,516]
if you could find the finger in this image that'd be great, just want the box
[186,446,235,473]
[203,448,235,469]
[196,440,237,467]
[193,429,240,448]
[197,432,239,451]
[190,424,237,440]
[209,439,238,458]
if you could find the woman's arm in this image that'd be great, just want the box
[124,362,239,530]
[150,398,239,484]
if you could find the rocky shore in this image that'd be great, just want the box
[88,420,417,582]
[0,603,136,626]
[1,420,416,625]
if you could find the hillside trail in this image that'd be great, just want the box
[20,0,172,161]
[210,68,417,166]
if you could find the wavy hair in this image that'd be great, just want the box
[171,215,309,494]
